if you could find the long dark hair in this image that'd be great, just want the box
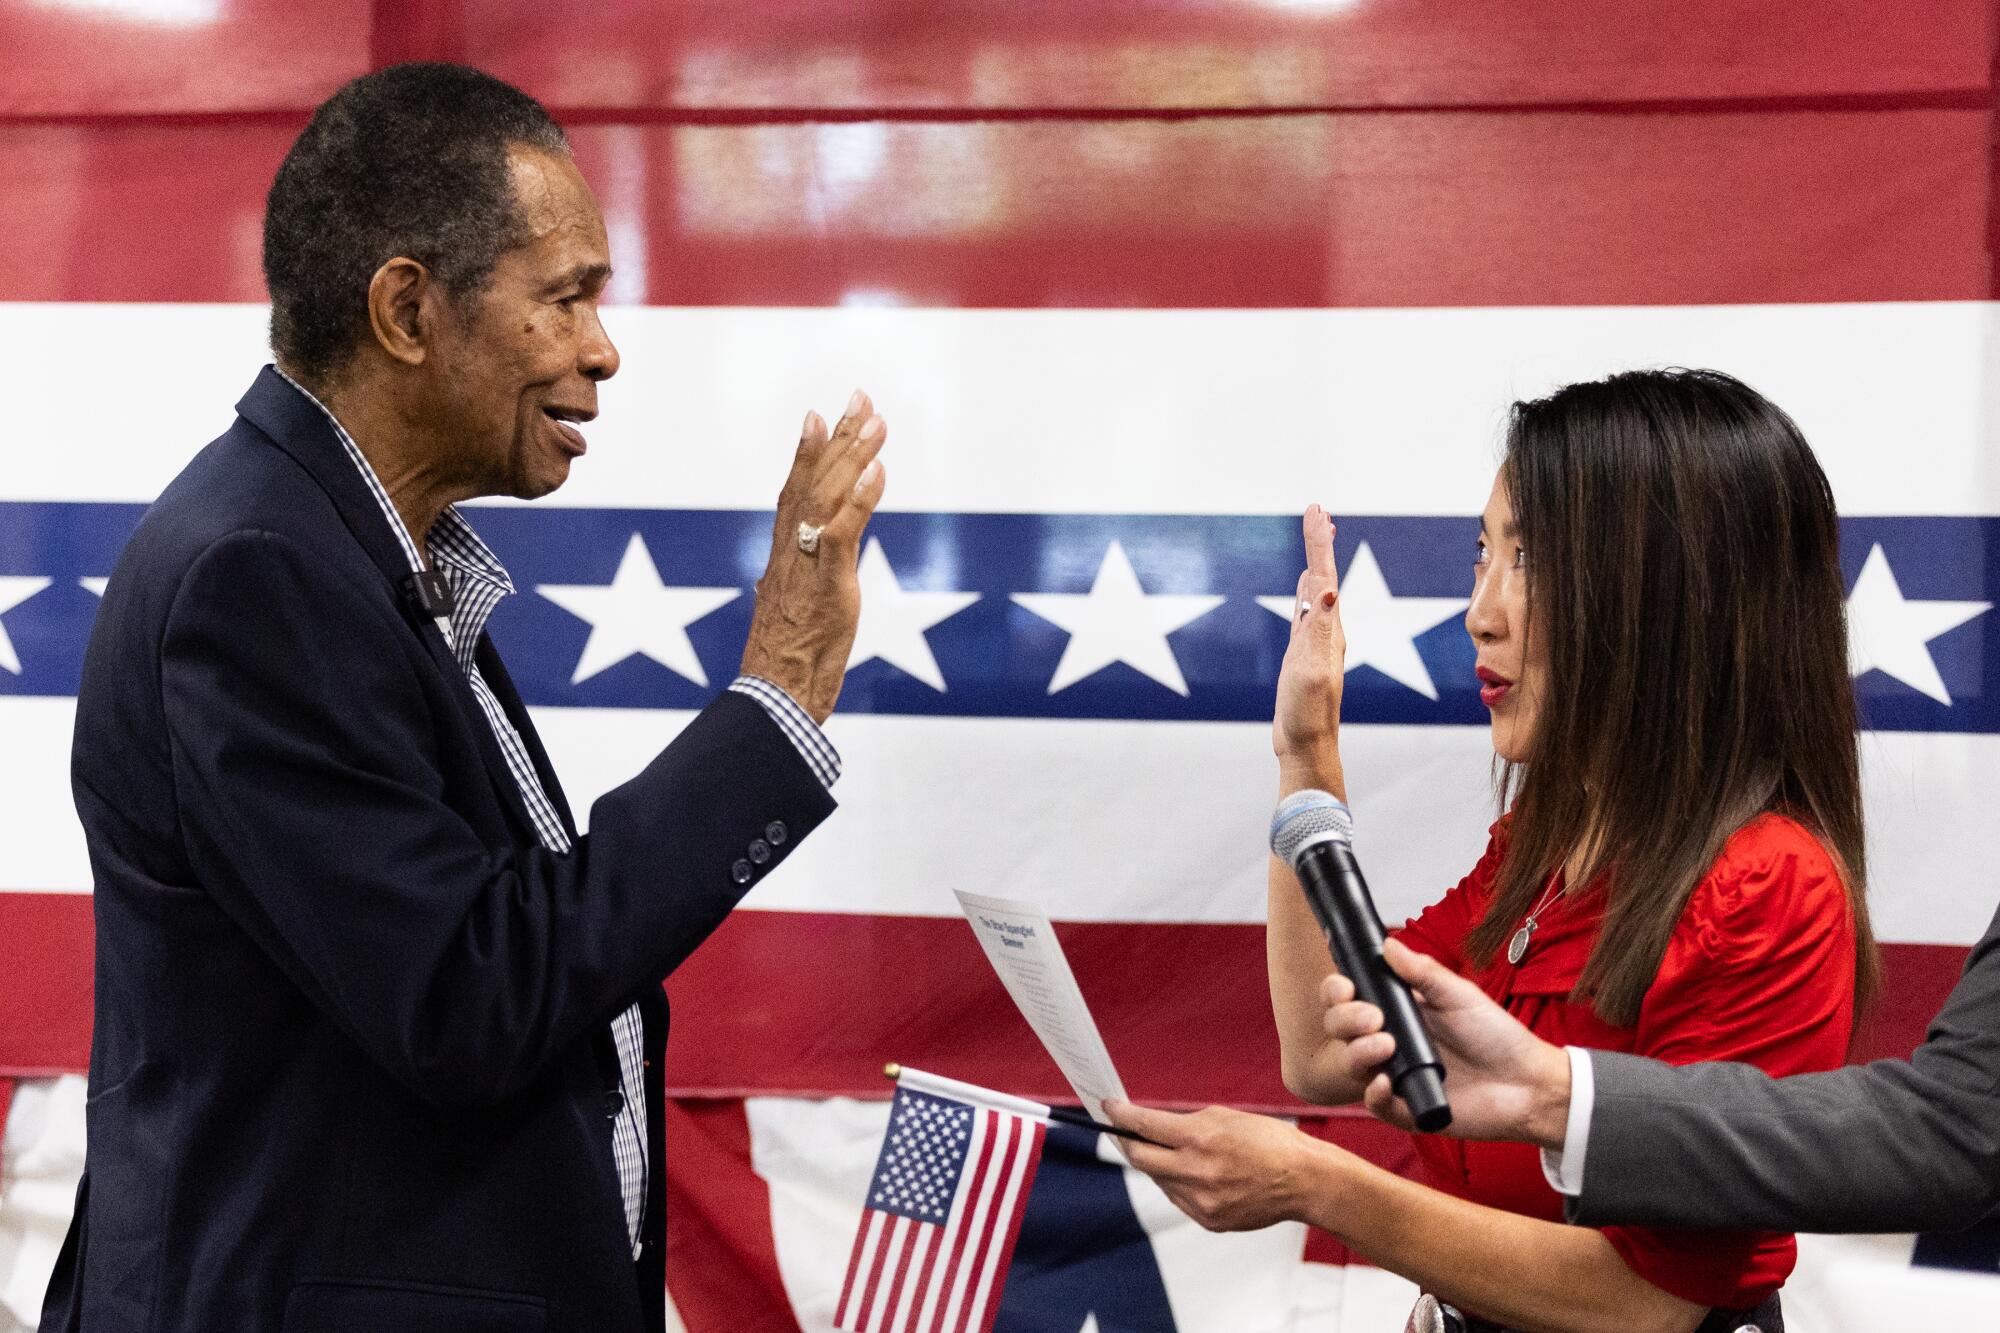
[1463,368,1877,1027]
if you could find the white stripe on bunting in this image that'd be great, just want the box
[6,302,1998,516]
[9,699,2000,949]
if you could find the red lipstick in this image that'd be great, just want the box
[1476,666,1513,708]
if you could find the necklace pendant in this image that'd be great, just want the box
[1507,921,1535,965]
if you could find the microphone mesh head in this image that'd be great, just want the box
[1270,789,1354,866]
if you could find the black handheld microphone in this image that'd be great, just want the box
[1270,790,1451,1132]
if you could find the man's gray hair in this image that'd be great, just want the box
[263,62,570,382]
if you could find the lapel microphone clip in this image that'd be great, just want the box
[400,569,457,620]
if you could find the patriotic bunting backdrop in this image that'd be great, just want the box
[5,3,2000,1329]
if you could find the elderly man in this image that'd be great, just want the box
[42,64,885,1332]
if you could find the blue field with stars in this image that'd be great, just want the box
[0,502,1991,731]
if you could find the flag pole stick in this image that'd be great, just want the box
[883,1063,1158,1145]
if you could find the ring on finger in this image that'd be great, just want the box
[1296,598,1311,621]
[796,520,824,556]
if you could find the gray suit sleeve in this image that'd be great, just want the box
[1571,903,2000,1233]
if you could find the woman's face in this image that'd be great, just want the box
[1467,471,1544,763]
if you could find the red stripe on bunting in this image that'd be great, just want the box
[0,1077,11,1198]
[0,106,1987,308]
[0,893,91,1077]
[0,890,1971,1093]
[661,1097,806,1333]
[662,910,1967,1108]
[664,912,1291,1109]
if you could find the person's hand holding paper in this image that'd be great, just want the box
[954,890,1128,1124]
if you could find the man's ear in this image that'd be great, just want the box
[365,257,433,367]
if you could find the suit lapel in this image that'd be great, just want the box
[232,366,548,846]
[438,643,554,852]
[480,640,663,1046]
[477,639,579,841]
[234,366,415,594]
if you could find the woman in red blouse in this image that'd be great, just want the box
[1108,368,1874,1332]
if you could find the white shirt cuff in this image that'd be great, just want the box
[1538,1046,1594,1197]
[728,676,841,789]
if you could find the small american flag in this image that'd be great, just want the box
[833,1085,1047,1333]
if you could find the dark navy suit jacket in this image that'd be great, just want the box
[41,367,835,1332]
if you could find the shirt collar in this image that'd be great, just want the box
[271,366,515,599]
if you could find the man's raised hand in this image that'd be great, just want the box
[738,390,888,723]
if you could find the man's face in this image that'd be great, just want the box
[422,145,619,500]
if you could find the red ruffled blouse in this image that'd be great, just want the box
[1394,812,1857,1310]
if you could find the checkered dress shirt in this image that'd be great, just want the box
[277,370,838,1255]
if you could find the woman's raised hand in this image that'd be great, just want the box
[1272,505,1346,780]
